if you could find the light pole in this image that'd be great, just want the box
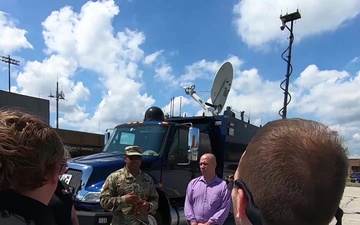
[0,55,20,92]
[49,81,65,129]
[278,10,301,119]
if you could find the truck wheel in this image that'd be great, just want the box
[148,211,163,225]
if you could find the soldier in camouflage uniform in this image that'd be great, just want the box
[100,145,159,225]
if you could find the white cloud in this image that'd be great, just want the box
[294,65,349,88]
[226,67,285,123]
[349,57,360,65]
[233,0,360,48]
[16,55,90,118]
[154,64,177,85]
[143,50,163,65]
[179,55,243,87]
[294,66,360,124]
[0,11,33,54]
[353,133,360,141]
[142,50,178,86]
[161,96,192,117]
[14,0,155,132]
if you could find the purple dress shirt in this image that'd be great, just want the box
[184,176,231,225]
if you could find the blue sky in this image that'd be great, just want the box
[1,0,360,155]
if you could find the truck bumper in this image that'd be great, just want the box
[76,211,113,225]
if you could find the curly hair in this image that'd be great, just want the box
[0,108,65,192]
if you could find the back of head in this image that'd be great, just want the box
[0,108,65,192]
[238,118,348,225]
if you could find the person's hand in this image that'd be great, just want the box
[133,200,150,215]
[125,192,140,205]
[190,222,198,225]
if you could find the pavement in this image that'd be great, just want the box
[330,187,360,225]
[225,187,360,225]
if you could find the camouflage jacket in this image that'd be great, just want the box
[100,168,159,225]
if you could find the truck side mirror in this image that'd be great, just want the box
[104,128,115,145]
[177,126,200,166]
[187,127,199,161]
[104,131,111,145]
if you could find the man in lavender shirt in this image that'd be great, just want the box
[184,153,231,225]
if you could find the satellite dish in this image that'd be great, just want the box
[207,62,233,114]
[183,61,233,116]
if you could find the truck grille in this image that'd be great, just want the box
[66,169,83,195]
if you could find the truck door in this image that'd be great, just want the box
[162,127,212,198]
[161,127,193,198]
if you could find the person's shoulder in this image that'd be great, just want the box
[107,168,126,179]
[0,210,35,225]
[215,178,231,193]
[215,177,228,186]
[188,176,203,186]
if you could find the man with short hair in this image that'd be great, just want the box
[231,118,348,225]
[184,153,231,225]
[100,145,159,225]
[0,109,66,225]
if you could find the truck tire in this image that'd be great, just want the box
[148,210,163,225]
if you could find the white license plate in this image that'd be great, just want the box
[60,174,73,185]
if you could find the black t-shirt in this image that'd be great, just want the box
[48,180,74,225]
[0,190,56,225]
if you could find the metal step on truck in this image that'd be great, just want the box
[61,62,260,225]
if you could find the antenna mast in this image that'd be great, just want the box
[278,10,301,119]
[49,80,65,129]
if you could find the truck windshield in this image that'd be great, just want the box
[103,125,169,156]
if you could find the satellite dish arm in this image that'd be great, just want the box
[184,85,214,115]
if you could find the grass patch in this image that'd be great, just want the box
[346,177,360,187]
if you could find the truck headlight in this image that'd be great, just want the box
[82,192,101,203]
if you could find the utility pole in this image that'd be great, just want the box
[0,55,20,92]
[278,10,301,119]
[49,81,65,129]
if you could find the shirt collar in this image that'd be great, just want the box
[199,175,222,184]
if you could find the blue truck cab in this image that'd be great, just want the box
[63,106,260,225]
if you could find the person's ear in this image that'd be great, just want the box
[48,171,60,185]
[235,188,248,219]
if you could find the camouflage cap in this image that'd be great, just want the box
[125,145,142,156]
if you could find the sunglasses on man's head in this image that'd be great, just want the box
[127,155,142,160]
[233,179,343,225]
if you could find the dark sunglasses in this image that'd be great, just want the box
[127,155,142,160]
[234,179,343,225]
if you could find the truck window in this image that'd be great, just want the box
[199,133,212,155]
[168,127,188,162]
[119,132,135,145]
[104,125,168,156]
[168,129,212,161]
